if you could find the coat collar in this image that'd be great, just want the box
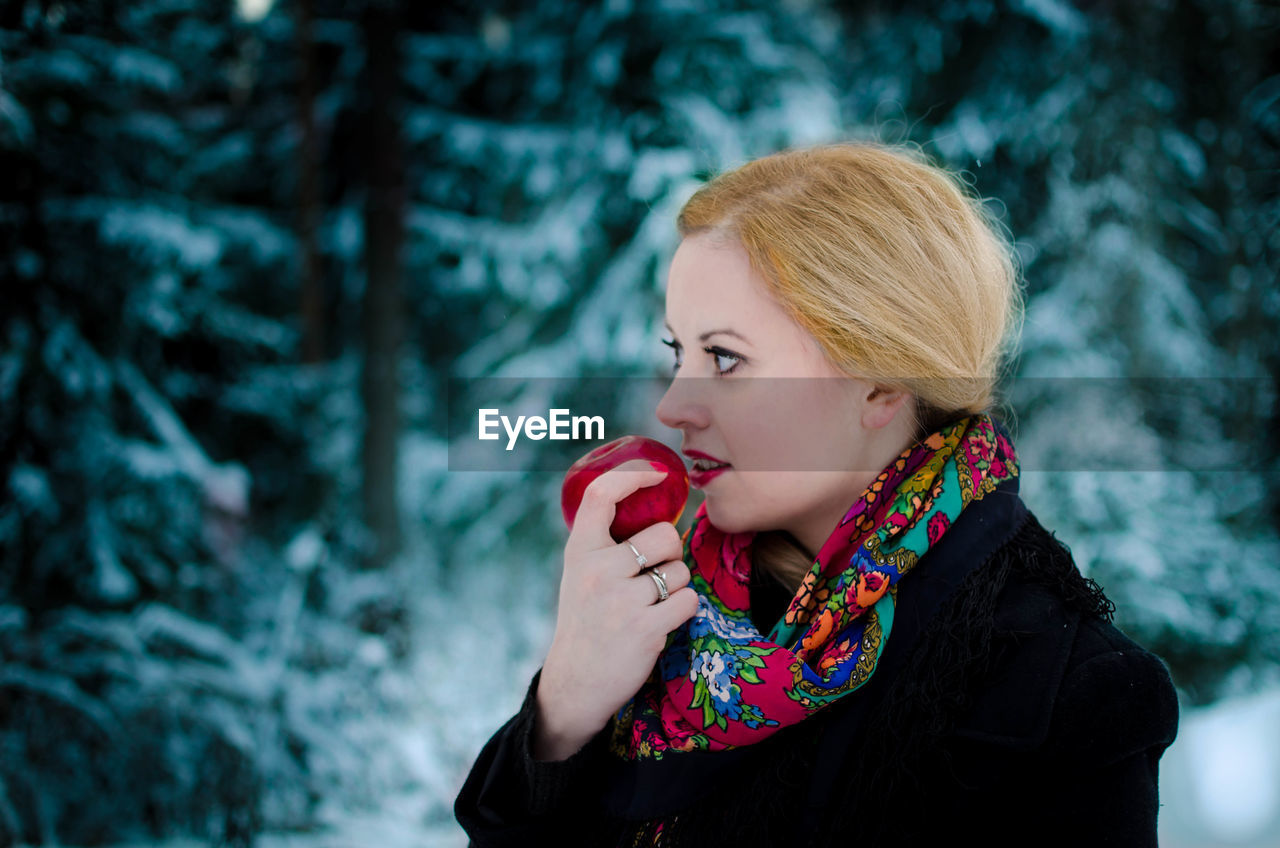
[603,473,1034,820]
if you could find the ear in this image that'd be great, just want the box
[862,385,913,430]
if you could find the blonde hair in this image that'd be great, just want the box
[676,143,1023,589]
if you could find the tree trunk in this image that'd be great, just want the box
[360,0,404,566]
[296,0,325,364]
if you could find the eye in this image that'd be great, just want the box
[662,338,682,373]
[706,346,743,375]
[663,337,744,376]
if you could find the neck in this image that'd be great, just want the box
[791,431,919,557]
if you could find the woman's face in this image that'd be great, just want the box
[655,233,915,557]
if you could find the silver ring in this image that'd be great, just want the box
[648,569,669,603]
[626,541,649,569]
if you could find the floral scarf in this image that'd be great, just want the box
[610,414,1019,760]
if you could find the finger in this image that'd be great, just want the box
[651,586,700,633]
[611,522,683,578]
[656,561,691,594]
[567,460,670,554]
[630,561,691,608]
[635,568,670,606]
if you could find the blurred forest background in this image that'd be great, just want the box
[1,0,1278,845]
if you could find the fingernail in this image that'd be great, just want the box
[649,462,668,474]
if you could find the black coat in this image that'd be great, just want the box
[456,486,1180,847]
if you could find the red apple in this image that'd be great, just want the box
[561,435,690,542]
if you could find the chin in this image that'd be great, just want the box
[702,498,764,536]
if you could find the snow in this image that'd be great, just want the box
[1160,688,1280,847]
[236,0,275,24]
[107,46,182,93]
[41,319,112,399]
[0,87,33,147]
[1011,0,1088,36]
[0,605,27,632]
[100,204,223,271]
[0,666,121,737]
[775,80,841,147]
[285,526,326,573]
[202,205,293,266]
[88,500,140,603]
[1162,129,1207,182]
[21,48,96,87]
[936,111,991,163]
[33,654,1278,848]
[6,0,1279,844]
[133,603,252,670]
[114,360,253,514]
[8,463,57,519]
[628,148,696,201]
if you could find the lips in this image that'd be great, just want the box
[684,449,730,488]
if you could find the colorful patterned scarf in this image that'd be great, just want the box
[610,414,1019,759]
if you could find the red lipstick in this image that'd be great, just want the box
[684,449,731,489]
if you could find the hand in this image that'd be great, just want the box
[532,459,698,761]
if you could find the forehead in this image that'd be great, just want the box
[664,235,789,333]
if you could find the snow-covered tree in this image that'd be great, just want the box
[1,0,1276,845]
[0,1,379,842]
[825,0,1280,704]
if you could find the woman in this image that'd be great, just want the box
[455,144,1179,847]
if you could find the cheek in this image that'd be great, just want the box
[791,395,862,470]
[762,417,850,472]
[714,383,858,472]
[720,400,822,471]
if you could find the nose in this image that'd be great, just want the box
[655,375,710,432]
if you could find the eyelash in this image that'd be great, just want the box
[661,338,743,375]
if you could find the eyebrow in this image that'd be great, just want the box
[662,321,752,345]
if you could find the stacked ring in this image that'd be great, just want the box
[648,569,670,603]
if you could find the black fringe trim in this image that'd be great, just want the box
[611,512,1114,848]
[814,510,1113,846]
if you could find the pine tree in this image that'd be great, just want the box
[818,0,1280,705]
[1,1,333,841]
[2,0,1277,843]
